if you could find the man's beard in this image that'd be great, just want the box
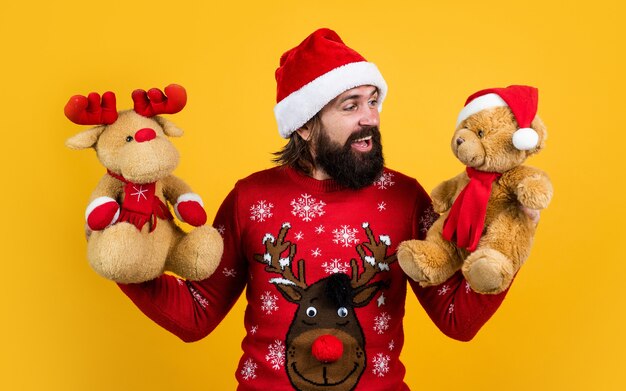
[314,126,384,189]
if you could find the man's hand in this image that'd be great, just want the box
[521,206,540,225]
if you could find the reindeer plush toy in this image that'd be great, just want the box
[65,84,223,283]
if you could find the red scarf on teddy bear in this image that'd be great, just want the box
[442,167,501,252]
[107,170,173,232]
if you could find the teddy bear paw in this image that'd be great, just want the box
[87,222,166,283]
[167,225,224,281]
[516,174,553,210]
[462,248,515,294]
[397,243,429,283]
[397,240,458,286]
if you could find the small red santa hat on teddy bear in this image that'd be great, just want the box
[456,85,540,151]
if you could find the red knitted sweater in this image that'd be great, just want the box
[119,166,509,390]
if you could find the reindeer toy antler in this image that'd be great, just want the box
[65,84,223,283]
[131,84,187,117]
[65,91,119,125]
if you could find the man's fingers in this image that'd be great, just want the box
[521,206,540,225]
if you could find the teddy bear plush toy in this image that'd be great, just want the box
[65,84,223,284]
[397,85,553,294]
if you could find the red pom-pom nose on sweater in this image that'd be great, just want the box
[311,334,344,363]
[135,128,156,142]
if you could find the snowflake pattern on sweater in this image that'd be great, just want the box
[291,194,326,222]
[266,340,286,370]
[118,166,512,391]
[372,353,391,377]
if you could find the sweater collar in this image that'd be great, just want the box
[282,166,349,193]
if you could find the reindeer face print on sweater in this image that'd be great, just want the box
[254,222,396,391]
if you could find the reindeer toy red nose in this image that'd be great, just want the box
[311,334,344,363]
[134,128,156,142]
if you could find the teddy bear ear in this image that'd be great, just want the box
[525,115,547,155]
[154,116,184,137]
[65,126,106,150]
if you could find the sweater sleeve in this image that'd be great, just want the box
[407,181,509,342]
[118,186,247,342]
[409,272,509,341]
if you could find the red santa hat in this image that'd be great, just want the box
[456,85,540,151]
[274,28,388,138]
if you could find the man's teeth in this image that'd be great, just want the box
[352,136,372,143]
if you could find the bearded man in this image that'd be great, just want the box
[119,29,516,390]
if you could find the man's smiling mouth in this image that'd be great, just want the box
[351,136,372,152]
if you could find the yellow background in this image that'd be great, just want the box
[1,0,624,389]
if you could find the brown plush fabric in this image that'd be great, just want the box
[67,110,223,283]
[398,107,552,294]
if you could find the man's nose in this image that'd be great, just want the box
[359,107,380,127]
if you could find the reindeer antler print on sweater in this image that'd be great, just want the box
[253,222,396,391]
[351,222,397,288]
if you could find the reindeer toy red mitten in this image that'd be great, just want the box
[65,84,223,283]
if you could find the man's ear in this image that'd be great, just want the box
[296,126,311,142]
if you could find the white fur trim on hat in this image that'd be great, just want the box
[85,196,120,226]
[274,61,388,138]
[174,192,204,222]
[176,192,204,206]
[512,128,539,150]
[456,93,508,127]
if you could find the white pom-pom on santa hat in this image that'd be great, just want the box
[456,85,540,151]
[512,128,540,150]
[274,28,388,138]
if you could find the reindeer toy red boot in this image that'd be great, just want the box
[65,84,223,283]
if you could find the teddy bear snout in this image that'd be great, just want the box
[456,137,465,146]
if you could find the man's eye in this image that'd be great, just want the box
[369,99,378,106]
[344,104,357,111]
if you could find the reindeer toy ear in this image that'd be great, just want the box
[154,116,184,138]
[64,91,118,149]
[65,126,106,150]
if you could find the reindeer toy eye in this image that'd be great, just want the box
[125,136,133,142]
[306,307,318,317]
[337,307,348,318]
